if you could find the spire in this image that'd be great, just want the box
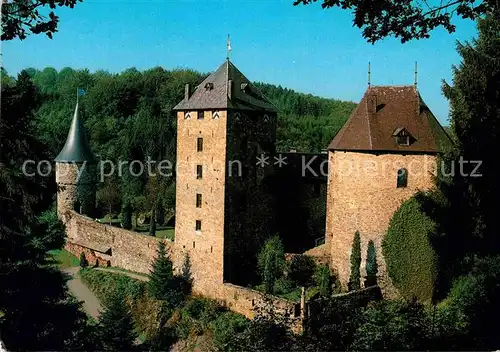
[54,102,95,163]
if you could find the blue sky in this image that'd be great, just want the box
[3,0,478,125]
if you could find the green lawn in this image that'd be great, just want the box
[48,249,79,269]
[97,217,175,241]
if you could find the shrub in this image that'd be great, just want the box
[212,311,250,351]
[79,252,88,268]
[314,264,333,297]
[257,235,285,294]
[288,255,316,288]
[348,231,361,291]
[364,240,378,287]
[383,196,438,302]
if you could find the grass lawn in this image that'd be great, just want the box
[98,217,175,241]
[134,224,175,241]
[48,249,79,269]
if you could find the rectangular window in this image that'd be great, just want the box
[197,137,203,152]
[196,193,202,208]
[198,111,204,120]
[196,165,203,179]
[195,220,201,231]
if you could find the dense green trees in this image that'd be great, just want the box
[0,71,90,350]
[364,240,378,287]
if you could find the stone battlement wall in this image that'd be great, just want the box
[62,211,173,274]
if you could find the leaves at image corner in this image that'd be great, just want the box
[1,0,83,41]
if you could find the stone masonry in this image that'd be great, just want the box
[325,151,437,294]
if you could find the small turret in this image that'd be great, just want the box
[55,102,96,218]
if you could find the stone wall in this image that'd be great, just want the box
[63,211,172,274]
[174,110,228,300]
[56,162,95,216]
[325,151,436,295]
[65,242,111,267]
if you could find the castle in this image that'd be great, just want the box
[55,59,451,320]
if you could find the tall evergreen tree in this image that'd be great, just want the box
[348,231,361,291]
[122,199,133,230]
[365,240,378,287]
[442,11,500,256]
[98,292,137,351]
[0,71,89,350]
[148,241,173,300]
[149,209,157,236]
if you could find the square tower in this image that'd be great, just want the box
[325,85,452,296]
[173,59,277,298]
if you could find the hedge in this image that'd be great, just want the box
[382,196,438,302]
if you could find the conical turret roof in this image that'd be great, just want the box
[55,102,95,163]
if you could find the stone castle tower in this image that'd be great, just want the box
[325,85,452,293]
[55,101,96,218]
[173,59,277,298]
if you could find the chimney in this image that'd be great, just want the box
[227,80,233,100]
[184,84,190,101]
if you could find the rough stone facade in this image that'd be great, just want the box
[63,211,172,274]
[174,109,228,300]
[56,162,95,216]
[325,151,437,294]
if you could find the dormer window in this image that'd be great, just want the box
[392,127,413,146]
[204,82,214,91]
[240,83,248,92]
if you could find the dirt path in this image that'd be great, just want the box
[63,267,102,319]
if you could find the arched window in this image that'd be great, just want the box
[397,168,408,188]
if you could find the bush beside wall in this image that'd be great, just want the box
[383,196,438,302]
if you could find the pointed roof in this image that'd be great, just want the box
[329,85,452,153]
[55,102,95,163]
[173,59,277,112]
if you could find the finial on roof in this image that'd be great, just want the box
[226,34,232,60]
[368,62,371,87]
[54,101,95,163]
[414,61,418,87]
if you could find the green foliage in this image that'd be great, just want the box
[314,264,333,297]
[293,0,493,44]
[288,254,316,288]
[147,241,173,300]
[257,235,286,293]
[98,291,137,351]
[79,252,88,268]
[365,240,378,287]
[348,231,361,291]
[181,253,192,283]
[1,0,82,41]
[149,209,156,235]
[121,200,132,230]
[383,196,438,302]
[0,72,90,351]
[351,299,432,350]
[148,242,190,308]
[212,311,250,351]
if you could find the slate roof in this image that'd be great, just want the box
[55,102,95,163]
[173,59,277,112]
[329,85,452,153]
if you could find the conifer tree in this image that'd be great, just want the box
[98,292,137,351]
[365,240,378,287]
[122,200,132,230]
[149,209,156,236]
[315,264,333,297]
[148,241,173,300]
[181,252,192,283]
[348,231,361,291]
[442,11,500,255]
